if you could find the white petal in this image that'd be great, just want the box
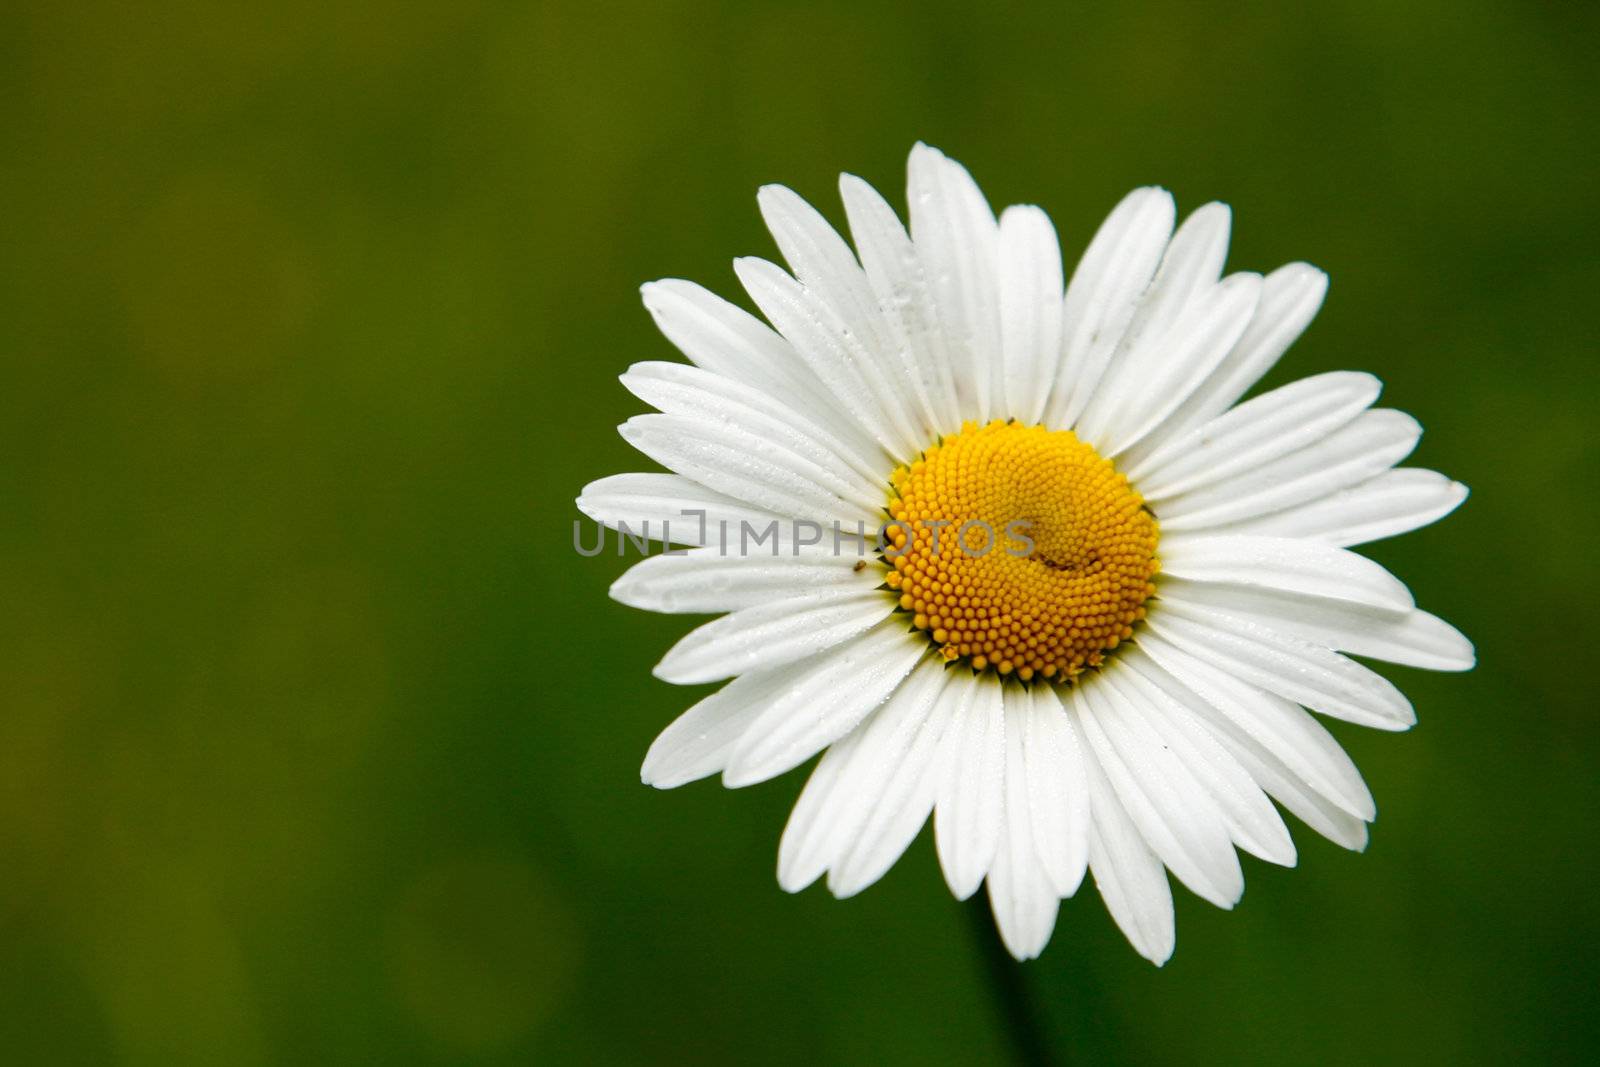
[829,667,962,897]
[1083,738,1176,966]
[1114,202,1232,360]
[934,677,1005,900]
[1219,468,1470,547]
[758,184,884,346]
[1148,599,1416,731]
[1128,371,1381,496]
[1156,409,1421,532]
[1159,535,1415,614]
[722,620,927,787]
[1131,671,1373,850]
[1130,637,1375,822]
[620,412,879,527]
[907,143,1002,423]
[735,256,922,460]
[1105,665,1295,866]
[1047,187,1176,430]
[1129,262,1328,458]
[1072,202,1234,446]
[1159,578,1475,672]
[988,686,1061,960]
[639,278,881,461]
[997,205,1064,426]
[1133,646,1372,851]
[776,721,860,892]
[638,277,802,390]
[621,359,886,495]
[777,658,949,892]
[1210,732,1370,851]
[654,587,893,685]
[1023,685,1089,896]
[1077,272,1262,457]
[1073,683,1244,908]
[611,545,879,614]
[987,825,1060,962]
[757,185,924,448]
[838,173,961,436]
[641,664,809,788]
[576,472,785,548]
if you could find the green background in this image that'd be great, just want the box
[4,0,1596,1063]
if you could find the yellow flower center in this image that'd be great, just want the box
[885,420,1160,682]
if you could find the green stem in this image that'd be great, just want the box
[966,895,1058,1067]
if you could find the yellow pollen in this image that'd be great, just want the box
[886,420,1160,683]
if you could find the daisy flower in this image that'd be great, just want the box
[577,143,1473,963]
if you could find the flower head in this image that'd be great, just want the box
[578,144,1473,962]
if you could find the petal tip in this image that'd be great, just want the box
[756,183,796,209]
[607,576,641,607]
[650,654,696,685]
[720,763,765,790]
[776,866,815,894]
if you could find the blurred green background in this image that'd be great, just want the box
[3,0,1596,1063]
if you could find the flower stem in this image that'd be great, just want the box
[966,895,1058,1067]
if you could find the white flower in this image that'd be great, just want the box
[577,143,1473,963]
